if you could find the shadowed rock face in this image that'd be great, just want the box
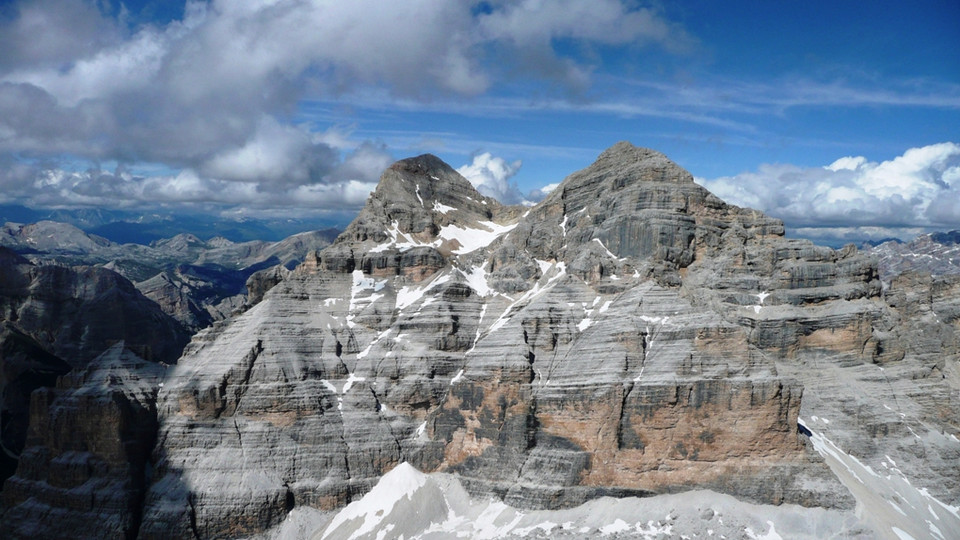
[0,249,190,367]
[7,144,958,537]
[1,345,165,540]
[0,248,190,499]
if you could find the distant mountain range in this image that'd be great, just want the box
[864,229,960,280]
[0,219,341,330]
[0,203,352,244]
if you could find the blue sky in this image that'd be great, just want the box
[0,0,958,243]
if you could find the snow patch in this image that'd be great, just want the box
[321,463,427,540]
[432,200,456,214]
[347,270,386,327]
[450,369,464,385]
[357,328,393,359]
[438,220,518,255]
[396,273,452,312]
[458,264,493,297]
[745,521,783,540]
[592,238,622,260]
[599,519,631,535]
[342,372,365,394]
[891,527,916,540]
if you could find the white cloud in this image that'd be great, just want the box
[456,153,524,204]
[0,137,389,214]
[200,118,337,185]
[696,142,960,242]
[0,0,691,213]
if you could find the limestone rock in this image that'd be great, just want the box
[866,230,960,281]
[138,145,892,537]
[0,247,189,491]
[1,344,165,539]
[7,144,959,538]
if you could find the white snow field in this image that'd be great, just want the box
[250,461,884,540]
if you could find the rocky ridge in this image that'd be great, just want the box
[0,247,189,489]
[866,230,960,281]
[1,222,339,330]
[3,143,959,539]
[2,344,166,539]
[135,143,958,538]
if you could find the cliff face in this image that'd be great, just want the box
[130,142,949,539]
[0,248,190,492]
[4,143,959,538]
[2,345,165,540]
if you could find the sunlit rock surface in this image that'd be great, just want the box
[5,143,958,539]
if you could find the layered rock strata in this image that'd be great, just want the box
[1,345,165,539]
[6,143,956,538]
[135,143,921,537]
[0,247,189,491]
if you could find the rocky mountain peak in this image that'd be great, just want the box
[375,153,496,212]
[9,144,956,539]
[560,141,695,193]
[309,152,515,276]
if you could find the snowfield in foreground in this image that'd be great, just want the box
[256,461,878,540]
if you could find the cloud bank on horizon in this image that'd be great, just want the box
[697,142,960,244]
[0,0,957,241]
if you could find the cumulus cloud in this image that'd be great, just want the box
[696,142,960,242]
[456,153,526,204]
[0,0,690,214]
[0,140,391,215]
[526,182,560,203]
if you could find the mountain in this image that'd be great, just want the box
[0,247,190,486]
[1,222,340,330]
[866,230,960,281]
[0,203,349,244]
[3,143,959,539]
[2,344,166,539]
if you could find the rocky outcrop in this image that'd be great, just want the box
[0,322,71,480]
[6,143,959,538]
[136,143,952,538]
[866,230,960,281]
[0,247,189,489]
[1,344,165,539]
[0,250,189,367]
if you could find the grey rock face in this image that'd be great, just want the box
[0,322,71,480]
[866,230,960,281]
[0,245,189,518]
[8,144,957,538]
[1,221,339,331]
[1,344,165,540]
[137,144,955,538]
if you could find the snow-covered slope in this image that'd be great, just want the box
[254,461,872,539]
